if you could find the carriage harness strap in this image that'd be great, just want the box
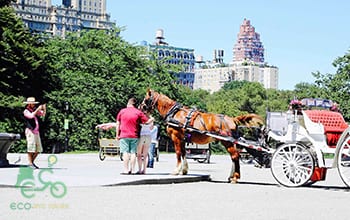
[165,104,206,131]
[218,114,231,136]
[165,104,234,143]
[165,102,182,123]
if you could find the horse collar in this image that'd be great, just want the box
[165,102,181,121]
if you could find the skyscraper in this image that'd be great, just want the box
[194,19,278,92]
[233,19,264,63]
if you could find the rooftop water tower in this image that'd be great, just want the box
[155,29,168,45]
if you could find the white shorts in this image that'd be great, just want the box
[25,129,43,153]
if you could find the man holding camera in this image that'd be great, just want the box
[23,97,46,169]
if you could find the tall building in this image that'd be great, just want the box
[194,60,278,93]
[193,62,234,93]
[63,0,106,15]
[12,0,114,38]
[231,62,278,89]
[194,19,278,92]
[233,19,264,63]
[148,29,196,89]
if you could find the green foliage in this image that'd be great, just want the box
[0,5,53,152]
[265,89,290,112]
[176,86,210,111]
[40,29,176,151]
[207,81,267,117]
[312,49,350,121]
[293,82,325,100]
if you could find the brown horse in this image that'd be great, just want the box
[142,89,264,183]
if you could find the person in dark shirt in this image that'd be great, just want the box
[23,97,46,169]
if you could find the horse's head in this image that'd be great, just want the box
[140,89,159,114]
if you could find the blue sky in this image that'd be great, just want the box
[54,0,350,90]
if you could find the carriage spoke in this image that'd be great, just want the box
[271,143,314,187]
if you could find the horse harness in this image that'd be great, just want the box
[165,103,234,143]
[147,91,235,142]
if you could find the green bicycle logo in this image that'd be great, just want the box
[15,155,67,199]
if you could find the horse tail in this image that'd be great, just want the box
[233,113,264,127]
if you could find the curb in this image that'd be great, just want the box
[103,174,211,187]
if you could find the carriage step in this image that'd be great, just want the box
[310,167,327,182]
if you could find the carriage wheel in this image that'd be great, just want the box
[99,148,106,161]
[196,149,211,163]
[197,158,206,163]
[337,133,350,188]
[271,143,314,187]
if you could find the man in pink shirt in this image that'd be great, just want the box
[116,98,149,174]
[23,97,46,169]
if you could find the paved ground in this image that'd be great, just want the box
[0,153,210,187]
[1,153,350,220]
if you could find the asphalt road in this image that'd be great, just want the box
[1,154,349,220]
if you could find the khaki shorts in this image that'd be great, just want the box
[25,129,43,153]
[138,135,151,147]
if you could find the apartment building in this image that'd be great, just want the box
[12,0,115,38]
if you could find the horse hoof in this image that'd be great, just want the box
[228,176,238,183]
[171,170,180,175]
[230,178,238,184]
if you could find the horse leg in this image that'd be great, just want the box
[172,139,188,175]
[227,146,240,183]
[171,137,185,175]
[172,149,183,175]
[181,148,188,175]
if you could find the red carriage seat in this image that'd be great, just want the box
[304,110,349,148]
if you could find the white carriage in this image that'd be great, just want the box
[236,98,350,187]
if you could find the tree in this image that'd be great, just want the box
[176,86,209,111]
[207,81,267,117]
[265,88,290,112]
[42,28,176,151]
[0,5,53,152]
[293,82,325,100]
[312,50,350,120]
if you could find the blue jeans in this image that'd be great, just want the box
[148,142,156,167]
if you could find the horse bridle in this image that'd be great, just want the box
[143,92,182,120]
[143,91,160,112]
